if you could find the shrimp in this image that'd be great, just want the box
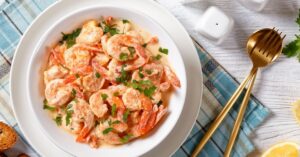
[122,88,142,111]
[45,79,72,107]
[82,72,105,92]
[76,20,103,44]
[164,66,181,88]
[125,31,144,44]
[141,63,164,86]
[72,98,95,142]
[101,35,109,53]
[92,59,120,84]
[108,117,128,133]
[123,45,149,71]
[96,123,123,145]
[64,44,93,75]
[89,90,109,118]
[44,65,69,84]
[106,34,141,62]
[92,52,110,67]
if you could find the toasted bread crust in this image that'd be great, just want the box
[0,122,17,151]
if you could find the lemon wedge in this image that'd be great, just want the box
[292,100,300,124]
[261,142,299,157]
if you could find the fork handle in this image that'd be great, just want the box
[224,69,257,157]
[191,68,257,157]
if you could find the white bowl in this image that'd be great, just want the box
[27,6,187,157]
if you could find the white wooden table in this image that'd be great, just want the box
[157,0,300,156]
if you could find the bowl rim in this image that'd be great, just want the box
[26,5,187,157]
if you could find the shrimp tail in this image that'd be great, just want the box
[76,127,92,143]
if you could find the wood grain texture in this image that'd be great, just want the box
[156,0,300,156]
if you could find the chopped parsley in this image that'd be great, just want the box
[101,94,108,101]
[138,67,144,78]
[145,69,153,75]
[111,104,117,117]
[120,134,133,143]
[283,9,300,61]
[123,109,130,122]
[159,47,169,55]
[127,80,157,98]
[128,47,136,57]
[108,120,121,126]
[153,54,162,60]
[113,92,120,97]
[143,86,157,98]
[116,65,130,84]
[95,72,101,78]
[61,28,81,48]
[102,127,113,135]
[157,100,163,106]
[71,89,77,97]
[103,24,119,36]
[75,73,80,79]
[65,104,73,126]
[142,43,147,48]
[122,19,130,24]
[119,53,129,61]
[54,116,62,126]
[43,99,55,111]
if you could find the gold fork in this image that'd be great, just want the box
[191,28,285,157]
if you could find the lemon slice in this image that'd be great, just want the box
[292,100,300,124]
[261,142,299,157]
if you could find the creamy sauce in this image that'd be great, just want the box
[43,17,178,147]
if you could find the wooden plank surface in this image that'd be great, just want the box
[156,0,300,156]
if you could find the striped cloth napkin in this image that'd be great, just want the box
[0,0,269,156]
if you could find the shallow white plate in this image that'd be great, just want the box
[27,6,186,157]
[10,0,203,156]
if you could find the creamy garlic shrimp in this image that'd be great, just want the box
[42,17,180,148]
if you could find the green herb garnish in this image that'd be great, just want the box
[54,116,62,126]
[122,19,130,24]
[75,73,80,78]
[159,47,169,55]
[43,99,55,111]
[153,54,162,60]
[120,134,133,143]
[123,109,130,122]
[111,104,117,117]
[283,9,300,61]
[157,100,163,106]
[138,67,144,78]
[143,86,157,98]
[113,92,120,97]
[61,28,81,48]
[65,104,73,126]
[95,72,101,78]
[116,65,130,83]
[101,94,108,101]
[145,69,153,75]
[128,47,136,57]
[104,25,119,36]
[119,53,129,61]
[71,89,76,97]
[102,127,113,135]
[142,43,147,48]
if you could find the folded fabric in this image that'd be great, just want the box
[0,1,269,156]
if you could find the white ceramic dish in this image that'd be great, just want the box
[27,6,186,157]
[10,0,203,156]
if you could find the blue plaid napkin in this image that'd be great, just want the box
[0,0,269,157]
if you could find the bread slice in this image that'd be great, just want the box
[0,122,17,151]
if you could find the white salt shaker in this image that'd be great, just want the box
[195,6,234,45]
[237,0,270,12]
